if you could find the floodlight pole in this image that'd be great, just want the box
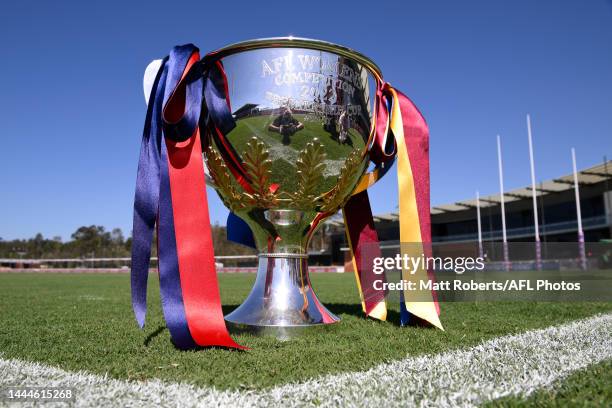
[527,114,541,270]
[497,135,510,271]
[476,191,483,259]
[572,148,587,270]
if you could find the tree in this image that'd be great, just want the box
[70,225,113,256]
[111,228,125,245]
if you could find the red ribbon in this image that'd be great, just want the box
[164,52,246,349]
[343,191,387,316]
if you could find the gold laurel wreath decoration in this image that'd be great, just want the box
[242,137,278,208]
[290,138,327,208]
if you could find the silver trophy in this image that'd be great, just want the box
[145,38,382,338]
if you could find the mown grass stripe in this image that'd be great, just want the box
[1,314,610,407]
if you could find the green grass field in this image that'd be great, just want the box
[0,271,610,406]
[487,360,612,407]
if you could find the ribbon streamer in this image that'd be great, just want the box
[387,85,442,329]
[342,82,442,329]
[131,44,245,349]
[343,191,387,320]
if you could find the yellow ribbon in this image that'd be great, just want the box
[389,87,443,330]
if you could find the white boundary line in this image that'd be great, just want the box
[1,314,610,407]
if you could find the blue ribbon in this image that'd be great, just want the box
[226,212,256,248]
[204,62,237,137]
[131,54,166,330]
[399,290,411,326]
[131,44,203,348]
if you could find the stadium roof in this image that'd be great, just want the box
[326,159,612,225]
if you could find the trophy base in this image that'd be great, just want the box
[224,255,340,340]
[224,320,338,341]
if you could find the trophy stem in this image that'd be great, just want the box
[224,254,340,339]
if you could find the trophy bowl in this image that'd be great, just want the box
[202,38,381,337]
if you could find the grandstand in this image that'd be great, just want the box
[326,159,612,264]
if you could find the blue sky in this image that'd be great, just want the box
[1,0,611,240]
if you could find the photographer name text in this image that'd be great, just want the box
[374,279,581,292]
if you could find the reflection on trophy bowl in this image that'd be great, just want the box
[203,38,380,337]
